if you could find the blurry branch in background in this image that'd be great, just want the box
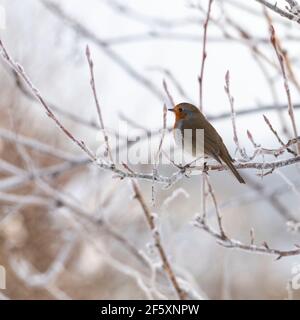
[223,174,300,224]
[103,0,199,28]
[209,103,300,120]
[8,69,100,131]
[40,0,164,100]
[149,67,191,102]
[0,127,81,161]
[0,42,97,163]
[42,0,298,46]
[163,79,176,107]
[4,60,300,128]
[0,159,88,192]
[10,231,76,289]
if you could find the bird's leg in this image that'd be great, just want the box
[182,157,203,178]
[170,157,203,178]
[174,162,191,177]
[182,163,193,178]
[203,161,209,174]
[178,156,207,178]
[169,161,193,177]
[170,162,185,170]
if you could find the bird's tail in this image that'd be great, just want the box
[223,157,245,184]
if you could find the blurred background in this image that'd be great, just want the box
[0,0,300,299]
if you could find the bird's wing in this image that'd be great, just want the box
[203,123,222,155]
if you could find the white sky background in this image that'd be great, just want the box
[1,0,300,154]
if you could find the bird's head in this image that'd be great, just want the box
[168,103,200,121]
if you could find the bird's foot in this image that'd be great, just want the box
[173,162,193,177]
[203,162,209,174]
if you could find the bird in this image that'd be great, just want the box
[168,102,245,184]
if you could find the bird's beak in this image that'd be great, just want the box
[168,108,175,112]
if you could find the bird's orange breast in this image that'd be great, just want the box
[173,112,187,127]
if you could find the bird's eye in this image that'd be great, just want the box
[178,107,183,112]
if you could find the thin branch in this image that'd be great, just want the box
[9,60,300,124]
[0,39,96,162]
[0,127,80,161]
[199,0,213,111]
[155,104,167,164]
[224,71,247,159]
[0,159,25,176]
[152,104,167,205]
[131,180,186,300]
[194,216,300,259]
[254,0,300,23]
[86,46,113,163]
[263,114,297,156]
[199,3,300,92]
[206,102,300,121]
[7,69,100,130]
[0,159,88,191]
[245,174,299,223]
[163,79,176,107]
[270,25,300,154]
[149,67,190,102]
[204,174,227,239]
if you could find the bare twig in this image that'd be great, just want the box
[224,71,247,159]
[270,25,300,154]
[9,55,300,124]
[254,0,300,23]
[149,67,190,101]
[207,102,300,121]
[7,69,100,130]
[204,174,227,239]
[0,127,80,161]
[152,104,168,205]
[155,104,167,164]
[0,40,96,162]
[263,114,297,156]
[163,79,176,108]
[199,0,213,111]
[86,46,114,163]
[131,180,186,300]
[0,158,88,192]
[194,216,300,259]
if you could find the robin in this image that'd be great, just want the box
[168,102,245,184]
